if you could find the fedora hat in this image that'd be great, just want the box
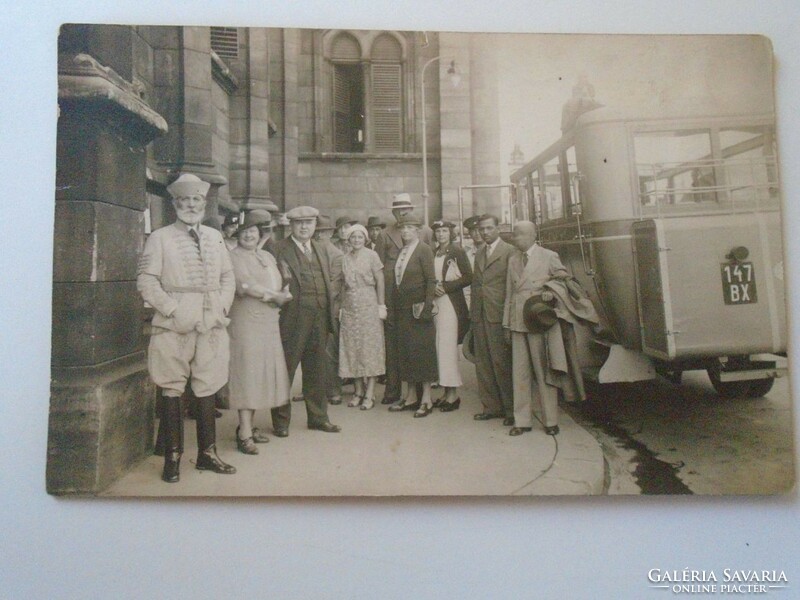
[390,193,415,210]
[523,295,559,334]
[236,209,273,235]
[367,216,386,229]
[316,215,335,231]
[461,329,476,364]
[335,216,358,229]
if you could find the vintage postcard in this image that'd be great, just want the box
[48,25,793,496]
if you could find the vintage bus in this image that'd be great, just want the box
[508,105,786,397]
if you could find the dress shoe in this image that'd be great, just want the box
[196,445,237,474]
[503,417,515,427]
[389,400,420,412]
[162,452,181,483]
[348,394,364,408]
[545,425,560,436]
[413,404,433,418]
[236,436,259,455]
[273,428,289,438]
[509,427,532,436]
[328,395,342,406]
[360,397,375,411]
[251,427,270,443]
[381,396,399,405]
[308,421,342,433]
[439,397,461,412]
[474,412,502,421]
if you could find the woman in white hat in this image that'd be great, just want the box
[338,223,387,410]
[227,210,293,454]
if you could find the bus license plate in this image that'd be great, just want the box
[721,262,758,305]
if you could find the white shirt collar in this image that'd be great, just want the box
[291,236,311,252]
[526,243,539,257]
[486,237,501,255]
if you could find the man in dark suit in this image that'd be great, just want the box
[271,206,342,436]
[376,193,434,404]
[470,214,515,424]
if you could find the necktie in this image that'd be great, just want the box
[189,228,201,252]
[522,252,529,267]
[303,242,312,260]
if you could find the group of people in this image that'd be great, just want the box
[138,173,598,484]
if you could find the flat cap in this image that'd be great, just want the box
[285,206,320,220]
[167,173,210,199]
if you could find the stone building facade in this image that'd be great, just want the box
[49,25,502,493]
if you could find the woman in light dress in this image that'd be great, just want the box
[338,224,386,410]
[431,220,472,412]
[228,210,293,454]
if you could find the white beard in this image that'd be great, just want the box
[176,208,204,226]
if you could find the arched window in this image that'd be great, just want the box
[325,31,407,154]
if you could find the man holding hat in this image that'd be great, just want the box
[271,205,342,435]
[376,193,433,404]
[502,220,570,436]
[137,173,237,482]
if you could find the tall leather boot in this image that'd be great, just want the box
[154,393,165,457]
[195,395,236,475]
[161,395,184,483]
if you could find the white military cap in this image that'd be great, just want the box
[285,206,320,220]
[167,174,210,199]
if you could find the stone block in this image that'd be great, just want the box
[184,87,213,127]
[52,281,146,367]
[183,26,211,52]
[250,79,269,99]
[182,122,214,165]
[56,114,148,210]
[143,25,180,50]
[440,129,472,150]
[53,201,145,283]
[47,364,155,494]
[133,32,154,87]
[183,48,211,90]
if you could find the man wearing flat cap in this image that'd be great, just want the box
[376,193,434,404]
[137,173,237,482]
[502,220,570,436]
[271,205,343,435]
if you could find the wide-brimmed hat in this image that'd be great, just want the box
[285,206,320,221]
[461,329,476,364]
[236,209,273,235]
[432,220,455,231]
[390,193,415,210]
[523,294,559,334]
[367,216,386,229]
[335,216,358,229]
[167,173,210,199]
[316,215,335,231]
[396,215,422,228]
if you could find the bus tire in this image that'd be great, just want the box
[707,367,753,398]
[746,378,775,398]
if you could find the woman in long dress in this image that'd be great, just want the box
[431,220,473,411]
[338,224,386,410]
[228,210,293,454]
[387,216,439,418]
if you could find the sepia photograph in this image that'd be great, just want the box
[47,24,794,498]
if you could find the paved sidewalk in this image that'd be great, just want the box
[104,357,604,497]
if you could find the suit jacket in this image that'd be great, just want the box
[392,241,436,314]
[503,244,569,332]
[274,237,342,335]
[437,243,473,343]
[376,222,434,269]
[470,238,515,324]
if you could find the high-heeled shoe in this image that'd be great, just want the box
[389,400,421,412]
[414,404,433,418]
[360,397,375,411]
[236,436,259,455]
[348,394,364,408]
[431,395,446,408]
[439,397,461,412]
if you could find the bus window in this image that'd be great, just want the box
[526,172,542,224]
[543,156,564,220]
[719,127,779,207]
[634,130,714,208]
[565,146,579,216]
